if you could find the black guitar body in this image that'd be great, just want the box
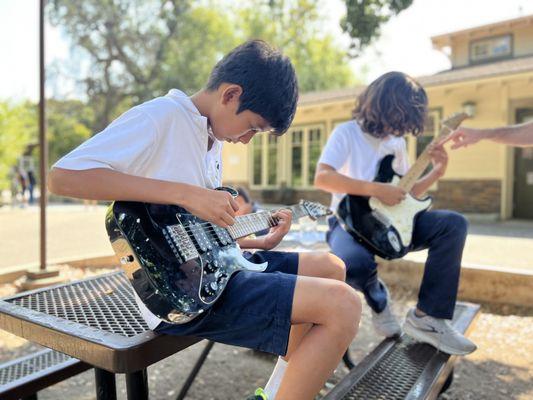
[105,201,266,324]
[337,154,431,260]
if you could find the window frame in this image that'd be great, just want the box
[469,34,513,65]
[287,123,327,189]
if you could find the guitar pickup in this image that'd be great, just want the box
[165,225,199,261]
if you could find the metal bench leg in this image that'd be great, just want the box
[343,349,356,370]
[176,340,215,400]
[95,368,117,400]
[126,369,149,400]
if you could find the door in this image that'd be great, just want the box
[513,108,533,219]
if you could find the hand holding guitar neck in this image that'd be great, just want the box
[261,209,293,250]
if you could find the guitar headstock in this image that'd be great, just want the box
[300,200,332,220]
[438,112,469,139]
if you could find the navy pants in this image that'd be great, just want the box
[327,210,468,319]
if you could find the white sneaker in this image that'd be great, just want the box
[403,308,477,355]
[371,281,402,337]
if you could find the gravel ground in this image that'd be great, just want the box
[1,266,531,400]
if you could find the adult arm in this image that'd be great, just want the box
[441,121,533,148]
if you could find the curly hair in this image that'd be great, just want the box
[353,71,428,138]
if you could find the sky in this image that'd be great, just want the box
[1,0,533,101]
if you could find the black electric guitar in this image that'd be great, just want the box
[105,195,330,324]
[336,113,469,260]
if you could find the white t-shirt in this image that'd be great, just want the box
[53,89,223,329]
[318,120,409,212]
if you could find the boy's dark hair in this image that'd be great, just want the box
[353,71,428,138]
[206,40,298,135]
[236,186,252,204]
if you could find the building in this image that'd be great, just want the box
[222,15,533,219]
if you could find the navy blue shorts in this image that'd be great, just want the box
[155,251,299,356]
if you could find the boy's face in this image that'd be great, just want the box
[209,84,273,144]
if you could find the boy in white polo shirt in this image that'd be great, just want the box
[49,40,361,400]
[315,71,476,356]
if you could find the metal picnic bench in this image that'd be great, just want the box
[330,301,480,400]
[0,271,213,400]
[0,269,480,400]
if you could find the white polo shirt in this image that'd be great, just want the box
[318,120,409,212]
[54,89,223,329]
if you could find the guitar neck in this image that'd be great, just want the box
[226,204,308,240]
[397,136,440,191]
[398,114,468,192]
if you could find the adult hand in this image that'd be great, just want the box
[181,186,239,228]
[373,183,407,206]
[261,209,293,250]
[439,127,485,149]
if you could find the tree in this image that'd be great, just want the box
[48,0,192,132]
[0,101,36,190]
[341,0,413,57]
[237,0,356,92]
[46,99,93,165]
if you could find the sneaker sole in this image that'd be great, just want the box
[403,320,476,356]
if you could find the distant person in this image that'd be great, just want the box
[27,168,37,205]
[9,167,20,207]
[16,167,28,207]
[235,187,269,236]
[441,120,533,148]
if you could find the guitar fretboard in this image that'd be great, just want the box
[398,113,468,192]
[226,204,307,240]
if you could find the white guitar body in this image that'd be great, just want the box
[368,175,432,248]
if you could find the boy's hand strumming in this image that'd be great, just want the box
[182,186,239,228]
[373,183,407,206]
[261,209,293,250]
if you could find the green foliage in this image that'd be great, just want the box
[47,0,361,130]
[46,99,93,165]
[341,0,413,56]
[0,101,37,190]
[237,0,356,92]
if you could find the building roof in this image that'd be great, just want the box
[432,14,533,49]
[419,55,533,86]
[298,56,533,105]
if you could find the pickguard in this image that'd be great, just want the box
[368,176,432,247]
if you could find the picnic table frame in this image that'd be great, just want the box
[0,271,208,400]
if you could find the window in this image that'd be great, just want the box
[288,125,324,188]
[252,137,262,186]
[267,135,278,185]
[251,134,281,187]
[417,109,441,157]
[470,35,512,64]
[291,130,303,187]
[307,128,322,186]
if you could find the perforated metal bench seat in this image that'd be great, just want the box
[325,302,480,400]
[0,348,90,400]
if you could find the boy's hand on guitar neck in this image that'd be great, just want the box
[261,209,293,250]
[372,183,407,206]
[428,143,449,178]
[181,186,240,228]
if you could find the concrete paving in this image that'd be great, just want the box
[1,204,532,271]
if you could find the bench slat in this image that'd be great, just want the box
[325,302,480,400]
[0,348,90,400]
